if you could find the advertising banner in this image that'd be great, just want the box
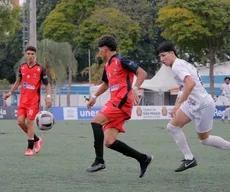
[0,106,18,120]
[63,107,78,120]
[77,107,101,120]
[131,106,173,120]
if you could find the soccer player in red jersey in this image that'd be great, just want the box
[86,35,153,178]
[3,46,52,156]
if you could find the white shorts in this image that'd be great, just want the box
[180,101,215,133]
[221,96,230,106]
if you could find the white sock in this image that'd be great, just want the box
[199,135,230,150]
[167,123,194,160]
[223,109,228,119]
[227,108,230,120]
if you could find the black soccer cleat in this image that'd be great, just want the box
[139,155,153,178]
[175,157,197,172]
[85,160,106,172]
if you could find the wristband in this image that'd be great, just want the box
[132,86,138,90]
[8,92,11,96]
[92,95,97,99]
[47,94,51,98]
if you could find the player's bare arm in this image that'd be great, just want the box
[45,83,52,109]
[3,78,22,100]
[132,67,147,105]
[171,76,195,117]
[87,82,109,109]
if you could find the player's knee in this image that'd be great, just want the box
[104,138,116,148]
[17,119,25,126]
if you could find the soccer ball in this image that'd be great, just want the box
[35,111,54,131]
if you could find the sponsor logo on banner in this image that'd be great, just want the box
[0,106,18,119]
[77,107,101,120]
[131,106,173,120]
[63,107,78,120]
[214,106,225,119]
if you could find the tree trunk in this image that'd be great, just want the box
[67,63,72,106]
[209,50,216,98]
[67,49,76,106]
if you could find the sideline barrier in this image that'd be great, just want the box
[0,106,225,120]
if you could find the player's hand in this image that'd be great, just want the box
[132,89,140,105]
[170,104,180,118]
[45,97,52,109]
[3,92,11,100]
[87,98,96,109]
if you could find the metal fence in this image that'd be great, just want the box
[0,87,223,107]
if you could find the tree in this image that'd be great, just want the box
[36,0,61,40]
[0,30,23,83]
[38,39,78,106]
[107,0,168,77]
[75,7,141,55]
[157,0,230,96]
[80,54,104,85]
[15,39,77,106]
[42,0,106,44]
[0,4,21,41]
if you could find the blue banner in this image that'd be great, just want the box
[213,106,225,119]
[51,107,64,120]
[77,106,101,120]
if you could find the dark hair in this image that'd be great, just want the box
[25,46,36,53]
[224,77,230,81]
[97,35,117,51]
[156,41,177,57]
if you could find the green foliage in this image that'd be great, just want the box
[157,0,230,54]
[75,7,140,55]
[0,30,23,83]
[37,0,61,40]
[37,39,77,84]
[81,63,105,85]
[0,79,10,85]
[157,0,230,96]
[42,0,105,44]
[107,0,167,77]
[0,4,21,41]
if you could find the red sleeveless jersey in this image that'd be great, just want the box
[102,54,139,116]
[18,63,48,105]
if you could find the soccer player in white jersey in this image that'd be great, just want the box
[157,41,230,172]
[220,77,230,122]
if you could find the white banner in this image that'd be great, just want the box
[131,106,173,120]
[63,107,78,120]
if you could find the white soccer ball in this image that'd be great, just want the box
[35,111,54,131]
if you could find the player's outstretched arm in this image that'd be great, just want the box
[3,78,21,100]
[87,82,109,109]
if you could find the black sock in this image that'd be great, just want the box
[34,134,39,142]
[91,123,104,163]
[28,139,34,150]
[108,140,146,162]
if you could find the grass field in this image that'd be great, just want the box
[0,120,229,192]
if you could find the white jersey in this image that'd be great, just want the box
[172,58,213,110]
[220,83,230,98]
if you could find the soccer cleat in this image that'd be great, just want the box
[24,148,34,156]
[175,157,197,172]
[139,155,153,178]
[85,160,106,172]
[34,138,43,154]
